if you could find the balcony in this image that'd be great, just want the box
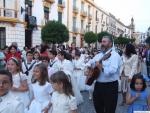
[73,6,79,14]
[0,8,20,24]
[88,13,92,20]
[72,27,78,33]
[80,29,86,34]
[80,10,87,18]
[45,0,55,4]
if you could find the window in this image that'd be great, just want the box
[81,20,84,29]
[0,28,6,49]
[0,0,16,17]
[81,2,84,11]
[58,12,62,23]
[0,0,3,8]
[95,25,97,33]
[73,0,76,7]
[88,5,90,16]
[44,7,49,23]
[73,17,76,31]
[58,0,62,4]
[73,37,76,44]
[96,10,98,21]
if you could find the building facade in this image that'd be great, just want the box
[0,0,133,49]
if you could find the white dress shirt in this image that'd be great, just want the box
[87,49,122,83]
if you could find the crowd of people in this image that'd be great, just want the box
[0,35,150,113]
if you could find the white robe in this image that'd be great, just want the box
[53,59,83,105]
[11,72,30,108]
[0,92,24,113]
[27,82,53,113]
[73,58,86,91]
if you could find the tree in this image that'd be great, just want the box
[84,31,97,45]
[114,36,130,44]
[41,21,69,44]
[129,38,136,43]
[97,31,112,42]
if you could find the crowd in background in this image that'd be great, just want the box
[0,40,150,113]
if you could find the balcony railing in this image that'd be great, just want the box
[80,10,87,17]
[80,29,86,34]
[0,8,18,18]
[73,6,79,14]
[72,27,78,33]
[45,0,55,3]
[88,13,92,20]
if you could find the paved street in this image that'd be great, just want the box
[78,91,128,113]
[78,62,150,113]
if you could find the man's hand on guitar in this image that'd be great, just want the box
[96,61,103,70]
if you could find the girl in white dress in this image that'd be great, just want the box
[45,71,77,113]
[27,63,53,113]
[53,50,83,105]
[6,57,30,108]
[73,50,86,91]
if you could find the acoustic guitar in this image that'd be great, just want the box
[85,50,112,86]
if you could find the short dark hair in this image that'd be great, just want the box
[40,56,49,62]
[8,45,17,52]
[125,44,137,58]
[0,70,13,83]
[102,36,113,43]
[57,50,66,57]
[130,73,146,91]
[49,50,57,56]
[75,50,81,57]
[26,50,33,56]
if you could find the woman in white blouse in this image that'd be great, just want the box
[120,43,139,106]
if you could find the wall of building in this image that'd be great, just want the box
[0,23,25,49]
[0,0,133,48]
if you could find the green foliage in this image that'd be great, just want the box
[84,31,98,44]
[114,36,135,44]
[97,31,112,42]
[130,38,136,43]
[41,21,69,44]
[145,36,150,44]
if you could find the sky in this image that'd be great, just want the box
[95,0,150,33]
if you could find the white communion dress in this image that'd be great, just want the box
[73,58,86,91]
[27,81,53,113]
[11,72,30,108]
[51,91,77,113]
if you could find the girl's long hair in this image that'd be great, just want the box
[50,71,74,97]
[32,63,49,85]
[125,43,137,58]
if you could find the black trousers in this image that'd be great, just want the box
[93,81,118,113]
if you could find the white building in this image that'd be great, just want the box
[0,0,133,49]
